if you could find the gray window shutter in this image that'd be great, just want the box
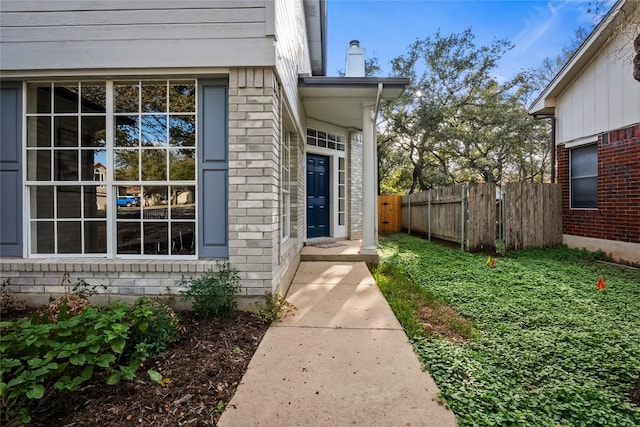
[198,79,228,257]
[0,83,23,257]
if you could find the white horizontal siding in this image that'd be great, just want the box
[2,39,275,71]
[0,8,265,27]
[557,25,640,143]
[0,1,264,12]
[0,0,275,72]
[2,23,266,43]
[274,0,311,132]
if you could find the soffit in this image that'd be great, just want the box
[298,77,409,129]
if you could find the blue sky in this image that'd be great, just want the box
[326,0,605,79]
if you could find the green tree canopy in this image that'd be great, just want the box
[378,29,550,193]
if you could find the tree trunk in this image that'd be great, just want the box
[634,34,640,82]
[631,374,640,406]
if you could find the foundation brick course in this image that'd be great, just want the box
[0,259,217,297]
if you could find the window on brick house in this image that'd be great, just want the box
[26,80,197,256]
[280,125,291,242]
[570,144,597,209]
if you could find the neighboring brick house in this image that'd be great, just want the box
[0,1,408,304]
[530,0,639,264]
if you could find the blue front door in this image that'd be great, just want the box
[307,154,330,238]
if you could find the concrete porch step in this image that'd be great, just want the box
[300,240,379,265]
[303,237,338,246]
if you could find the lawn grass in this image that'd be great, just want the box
[377,233,640,427]
[373,262,477,342]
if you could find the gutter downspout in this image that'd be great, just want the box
[550,116,556,183]
[374,84,383,194]
[373,83,383,246]
[361,103,376,251]
[374,83,383,116]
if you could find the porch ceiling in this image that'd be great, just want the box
[298,76,409,130]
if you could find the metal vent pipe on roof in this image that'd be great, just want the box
[346,40,365,77]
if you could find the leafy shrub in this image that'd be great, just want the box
[0,298,181,425]
[254,292,296,322]
[67,278,107,298]
[1,304,130,424]
[179,262,240,318]
[126,298,181,358]
[0,279,26,317]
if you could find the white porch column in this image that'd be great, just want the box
[361,103,376,251]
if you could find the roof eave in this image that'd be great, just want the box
[298,76,410,129]
[304,0,327,76]
[528,0,634,115]
[530,97,557,116]
[299,76,410,91]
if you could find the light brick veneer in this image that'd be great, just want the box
[349,131,364,239]
[0,259,213,296]
[228,67,302,297]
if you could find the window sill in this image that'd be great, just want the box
[0,258,219,274]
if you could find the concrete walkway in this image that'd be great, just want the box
[218,261,457,426]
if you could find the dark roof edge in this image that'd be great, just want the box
[299,76,410,88]
[528,0,627,113]
[320,0,327,76]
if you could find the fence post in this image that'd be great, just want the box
[500,184,506,251]
[428,190,432,241]
[408,194,411,235]
[461,184,467,251]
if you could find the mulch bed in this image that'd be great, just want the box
[21,311,270,426]
[3,298,638,425]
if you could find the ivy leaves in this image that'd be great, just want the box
[380,234,640,426]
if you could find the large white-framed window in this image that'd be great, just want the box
[570,144,598,209]
[306,128,345,151]
[280,125,291,242]
[338,157,346,226]
[25,80,197,257]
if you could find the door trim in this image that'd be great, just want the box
[306,153,330,239]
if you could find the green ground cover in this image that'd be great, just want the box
[377,233,640,427]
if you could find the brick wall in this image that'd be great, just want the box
[228,67,303,297]
[290,133,305,243]
[0,259,212,296]
[349,131,363,239]
[228,68,280,297]
[557,123,640,243]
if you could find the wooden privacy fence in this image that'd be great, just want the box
[378,195,402,233]
[401,182,562,252]
[401,185,468,248]
[502,182,563,250]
